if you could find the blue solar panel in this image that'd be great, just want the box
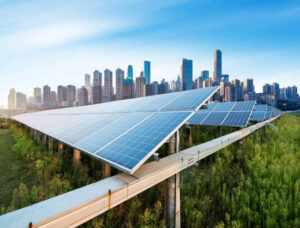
[95,112,191,172]
[213,102,236,111]
[202,112,228,125]
[265,111,272,119]
[162,87,219,111]
[222,112,251,127]
[75,113,150,153]
[250,112,265,121]
[188,112,209,124]
[254,105,267,112]
[203,103,218,111]
[13,87,218,174]
[231,101,255,111]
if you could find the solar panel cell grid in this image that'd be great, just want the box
[232,101,255,111]
[96,112,191,171]
[188,112,209,124]
[202,112,228,125]
[222,112,251,126]
[213,102,236,111]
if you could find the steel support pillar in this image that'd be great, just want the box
[102,163,111,179]
[166,132,181,228]
[73,149,81,164]
[58,142,63,154]
[42,134,47,145]
[218,126,222,137]
[186,125,192,147]
[48,137,53,151]
[36,131,40,144]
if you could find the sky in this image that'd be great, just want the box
[0,0,300,107]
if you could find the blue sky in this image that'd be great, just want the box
[0,0,300,107]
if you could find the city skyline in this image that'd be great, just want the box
[1,0,300,107]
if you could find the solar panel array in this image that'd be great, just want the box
[13,87,219,174]
[250,105,282,121]
[188,101,255,127]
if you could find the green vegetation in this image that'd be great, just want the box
[0,115,299,227]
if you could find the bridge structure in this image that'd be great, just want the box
[0,87,282,228]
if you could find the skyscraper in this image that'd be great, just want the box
[136,76,146,97]
[8,88,16,109]
[93,70,102,104]
[103,69,113,102]
[78,87,89,106]
[127,65,133,80]
[116,68,124,100]
[201,70,209,79]
[85,74,91,87]
[144,61,151,85]
[66,85,76,107]
[175,75,181,92]
[16,92,26,109]
[271,83,280,99]
[214,50,222,81]
[43,85,51,107]
[33,87,42,104]
[57,85,67,106]
[181,58,193,91]
[263,83,272,95]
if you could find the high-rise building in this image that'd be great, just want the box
[284,87,292,100]
[158,79,169,94]
[214,50,222,81]
[222,74,229,83]
[49,91,57,107]
[136,76,146,97]
[151,81,159,95]
[201,70,209,80]
[116,68,124,100]
[33,87,42,104]
[144,61,151,85]
[85,74,91,87]
[16,92,26,109]
[181,58,193,90]
[43,85,51,107]
[8,88,16,109]
[243,78,255,94]
[291,86,298,101]
[263,83,272,95]
[127,65,133,80]
[122,78,134,99]
[93,70,102,104]
[232,79,243,101]
[66,85,76,107]
[78,87,89,106]
[194,76,204,89]
[271,83,280,99]
[103,69,113,102]
[57,85,67,106]
[175,75,181,92]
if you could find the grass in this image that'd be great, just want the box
[0,129,34,208]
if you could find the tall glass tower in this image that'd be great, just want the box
[181,58,193,90]
[127,65,133,80]
[214,50,222,82]
[144,61,151,85]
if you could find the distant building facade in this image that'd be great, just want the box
[181,58,193,90]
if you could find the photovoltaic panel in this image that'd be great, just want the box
[254,105,267,112]
[250,111,266,121]
[231,101,255,111]
[222,111,251,127]
[188,101,255,127]
[265,111,272,119]
[187,112,209,124]
[95,112,191,172]
[13,86,219,174]
[202,112,228,125]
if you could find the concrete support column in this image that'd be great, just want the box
[102,163,111,179]
[48,137,53,151]
[58,142,63,154]
[166,132,181,228]
[186,125,192,147]
[42,134,47,145]
[36,131,40,144]
[73,149,81,164]
[218,126,222,137]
